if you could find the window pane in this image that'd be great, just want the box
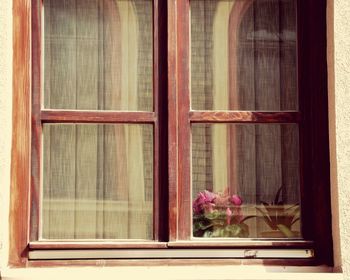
[43,0,153,111]
[191,0,297,111]
[192,124,301,238]
[42,124,153,240]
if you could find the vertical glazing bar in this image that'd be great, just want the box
[30,0,43,242]
[168,0,179,242]
[177,0,191,240]
[154,0,169,241]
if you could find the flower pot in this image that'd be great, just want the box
[259,230,300,238]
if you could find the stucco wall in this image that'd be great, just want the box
[0,0,350,278]
[0,0,12,270]
[331,0,350,277]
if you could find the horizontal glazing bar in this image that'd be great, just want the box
[189,111,301,123]
[30,241,168,249]
[41,110,156,123]
[29,240,313,250]
[167,240,313,249]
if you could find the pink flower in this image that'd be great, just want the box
[226,207,232,225]
[231,195,242,206]
[214,195,229,207]
[203,190,217,202]
[203,202,215,213]
[193,196,204,214]
[193,190,217,214]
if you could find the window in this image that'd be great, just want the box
[10,0,332,266]
[34,0,156,241]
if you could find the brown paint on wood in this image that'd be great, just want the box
[167,240,313,249]
[30,0,43,242]
[167,0,178,242]
[41,110,156,123]
[189,111,300,123]
[29,239,313,250]
[9,0,31,267]
[9,0,332,266]
[153,0,160,242]
[176,0,191,241]
[29,241,168,249]
[154,0,169,242]
[297,0,333,265]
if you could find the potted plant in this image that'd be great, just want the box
[256,187,300,238]
[192,189,250,238]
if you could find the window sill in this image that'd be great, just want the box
[1,266,342,280]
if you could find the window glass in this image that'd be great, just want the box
[43,0,153,111]
[42,124,153,239]
[191,0,297,111]
[192,123,301,238]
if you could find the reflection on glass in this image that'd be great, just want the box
[190,0,297,111]
[42,124,153,240]
[192,124,301,238]
[44,0,153,111]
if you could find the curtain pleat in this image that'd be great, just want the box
[42,0,153,240]
[191,0,300,237]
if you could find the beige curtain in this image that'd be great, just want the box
[191,0,300,237]
[42,0,153,240]
[228,0,299,204]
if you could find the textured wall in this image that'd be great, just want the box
[332,0,350,277]
[0,0,350,277]
[0,0,12,270]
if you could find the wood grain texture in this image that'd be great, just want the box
[9,0,332,266]
[167,0,178,242]
[29,241,168,249]
[10,0,31,267]
[189,111,300,123]
[177,0,191,241]
[29,240,312,249]
[167,240,313,249]
[30,0,43,242]
[41,110,156,123]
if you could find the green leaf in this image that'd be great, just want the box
[204,210,222,220]
[211,228,225,237]
[291,217,300,226]
[197,221,213,230]
[240,215,257,223]
[277,224,295,238]
[225,225,242,237]
[256,207,276,229]
[274,186,283,205]
[286,203,299,211]
[203,230,213,238]
[260,201,269,207]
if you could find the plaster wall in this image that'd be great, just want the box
[0,0,349,278]
[331,0,350,278]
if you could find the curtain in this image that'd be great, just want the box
[191,0,300,237]
[42,0,153,239]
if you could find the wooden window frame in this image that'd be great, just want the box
[171,0,332,260]
[10,0,333,267]
[29,0,168,246]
